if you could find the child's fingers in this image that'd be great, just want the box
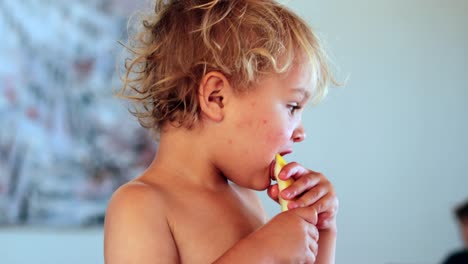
[309,193,339,219]
[277,162,311,180]
[267,184,279,203]
[287,183,328,209]
[307,224,319,258]
[280,174,321,200]
[307,223,319,242]
[317,212,336,230]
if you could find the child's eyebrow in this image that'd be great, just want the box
[291,87,311,101]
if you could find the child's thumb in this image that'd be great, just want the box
[267,184,279,203]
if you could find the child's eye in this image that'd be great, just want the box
[287,103,302,115]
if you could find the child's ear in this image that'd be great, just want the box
[198,71,231,122]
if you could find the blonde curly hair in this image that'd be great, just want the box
[118,0,334,134]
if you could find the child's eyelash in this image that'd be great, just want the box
[287,103,302,114]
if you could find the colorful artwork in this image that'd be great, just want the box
[0,0,155,227]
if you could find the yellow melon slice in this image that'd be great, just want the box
[274,154,294,212]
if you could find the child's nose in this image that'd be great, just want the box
[292,123,306,143]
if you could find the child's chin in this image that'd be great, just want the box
[249,177,272,191]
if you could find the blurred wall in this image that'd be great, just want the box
[2,228,103,264]
[1,0,467,263]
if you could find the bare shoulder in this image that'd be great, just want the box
[107,180,167,207]
[104,180,178,264]
[105,180,168,219]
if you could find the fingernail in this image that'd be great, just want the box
[278,172,284,180]
[282,190,291,199]
[288,202,298,209]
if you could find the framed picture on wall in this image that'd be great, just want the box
[0,0,154,227]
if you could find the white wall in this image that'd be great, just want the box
[1,1,467,264]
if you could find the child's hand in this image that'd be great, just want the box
[252,205,320,263]
[268,161,339,231]
[215,205,321,263]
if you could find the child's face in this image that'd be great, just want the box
[214,62,313,190]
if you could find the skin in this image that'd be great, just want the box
[104,61,338,263]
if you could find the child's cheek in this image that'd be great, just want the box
[264,122,289,147]
[235,119,253,129]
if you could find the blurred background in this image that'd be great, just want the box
[0,0,467,263]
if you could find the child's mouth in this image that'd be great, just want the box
[269,160,276,180]
[270,151,292,180]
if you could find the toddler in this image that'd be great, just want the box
[104,0,339,263]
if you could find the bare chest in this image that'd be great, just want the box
[167,189,266,263]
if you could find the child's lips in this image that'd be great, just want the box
[269,160,276,180]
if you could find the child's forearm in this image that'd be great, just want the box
[315,228,337,264]
[212,234,271,264]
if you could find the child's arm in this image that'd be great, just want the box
[105,181,322,263]
[214,205,321,264]
[104,183,178,264]
[268,162,339,264]
[315,228,337,264]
